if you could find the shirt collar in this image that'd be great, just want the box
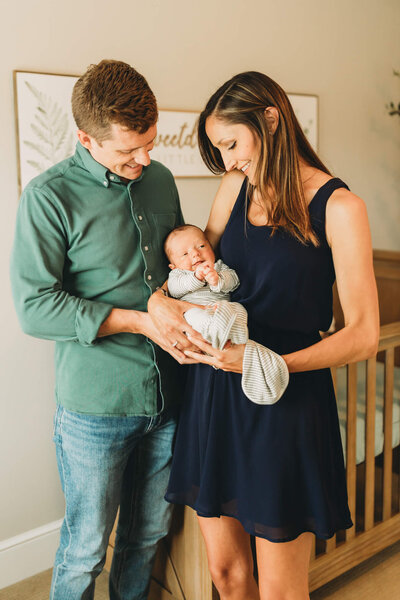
[74,142,147,187]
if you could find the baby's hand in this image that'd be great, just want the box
[204,268,219,287]
[195,261,213,281]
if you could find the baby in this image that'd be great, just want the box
[164,224,248,350]
[164,224,290,405]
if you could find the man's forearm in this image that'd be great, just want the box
[97,308,147,337]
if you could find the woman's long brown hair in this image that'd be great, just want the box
[198,72,331,245]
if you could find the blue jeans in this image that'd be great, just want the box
[50,404,177,600]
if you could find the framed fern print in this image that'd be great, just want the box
[14,71,78,192]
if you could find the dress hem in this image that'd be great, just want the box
[165,494,353,544]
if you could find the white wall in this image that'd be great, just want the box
[1,0,399,582]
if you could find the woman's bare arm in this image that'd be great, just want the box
[204,170,245,249]
[282,189,379,371]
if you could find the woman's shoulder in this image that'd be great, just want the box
[325,186,369,247]
[304,171,367,239]
[219,170,246,207]
[326,187,367,222]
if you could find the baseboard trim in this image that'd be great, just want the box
[0,519,63,589]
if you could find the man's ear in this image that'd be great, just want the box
[168,263,176,270]
[264,107,279,135]
[77,129,95,150]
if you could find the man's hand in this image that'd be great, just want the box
[147,291,204,361]
[138,311,198,364]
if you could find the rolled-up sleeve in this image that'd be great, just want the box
[10,187,112,346]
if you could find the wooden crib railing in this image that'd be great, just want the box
[309,321,400,591]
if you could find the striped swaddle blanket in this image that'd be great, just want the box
[168,261,289,405]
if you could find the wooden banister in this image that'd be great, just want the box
[378,321,400,350]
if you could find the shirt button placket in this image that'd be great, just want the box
[137,212,153,289]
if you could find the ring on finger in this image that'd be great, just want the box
[172,341,178,348]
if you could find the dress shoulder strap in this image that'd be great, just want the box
[229,178,247,220]
[221,177,248,237]
[309,177,350,239]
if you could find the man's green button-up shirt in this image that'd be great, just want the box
[10,143,184,415]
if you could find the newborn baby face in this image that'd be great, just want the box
[168,228,215,271]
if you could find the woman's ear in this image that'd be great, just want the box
[264,107,279,135]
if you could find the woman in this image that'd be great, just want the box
[149,72,379,599]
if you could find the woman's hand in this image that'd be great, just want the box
[147,290,203,360]
[183,335,245,373]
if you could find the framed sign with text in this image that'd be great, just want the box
[14,71,318,190]
[151,109,210,177]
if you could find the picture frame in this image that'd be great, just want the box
[13,71,318,191]
[14,71,78,192]
[288,93,319,152]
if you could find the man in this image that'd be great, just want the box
[10,60,194,600]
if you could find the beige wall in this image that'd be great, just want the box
[1,0,399,542]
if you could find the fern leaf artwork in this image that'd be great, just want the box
[24,139,53,161]
[30,122,51,145]
[386,69,400,118]
[302,119,314,137]
[27,159,46,172]
[33,113,50,132]
[54,117,69,153]
[23,81,75,173]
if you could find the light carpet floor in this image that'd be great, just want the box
[0,571,108,600]
[310,540,400,599]
[1,541,399,599]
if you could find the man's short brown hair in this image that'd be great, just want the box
[71,60,158,141]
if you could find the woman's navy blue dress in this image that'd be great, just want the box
[165,178,353,542]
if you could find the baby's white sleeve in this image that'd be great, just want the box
[168,269,206,298]
[209,260,240,294]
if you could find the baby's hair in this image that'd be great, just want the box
[164,224,205,261]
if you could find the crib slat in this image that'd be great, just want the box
[325,536,336,553]
[365,359,376,530]
[383,348,394,521]
[327,366,337,550]
[331,366,337,395]
[346,363,357,540]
